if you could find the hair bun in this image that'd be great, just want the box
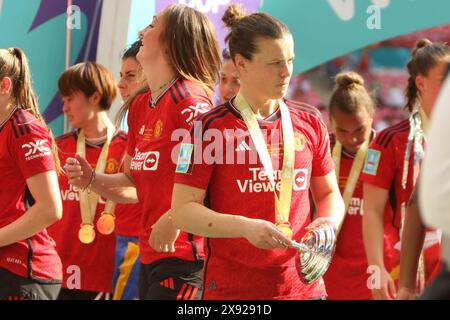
[222,4,247,29]
[412,38,432,57]
[335,71,364,89]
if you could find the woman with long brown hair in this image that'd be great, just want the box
[64,4,221,300]
[0,47,62,299]
[361,39,450,300]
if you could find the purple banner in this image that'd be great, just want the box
[41,0,103,124]
[155,0,261,50]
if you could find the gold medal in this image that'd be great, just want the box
[277,222,293,240]
[96,212,116,235]
[235,92,296,240]
[79,224,96,244]
[77,122,116,243]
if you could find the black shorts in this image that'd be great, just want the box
[57,288,111,300]
[0,268,61,300]
[139,258,203,300]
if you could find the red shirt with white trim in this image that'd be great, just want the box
[174,99,334,300]
[47,130,128,293]
[360,119,440,283]
[127,79,213,266]
[0,107,62,281]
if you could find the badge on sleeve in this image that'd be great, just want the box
[363,149,381,176]
[176,143,194,174]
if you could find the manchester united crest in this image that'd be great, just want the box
[105,159,119,174]
[154,120,164,138]
[294,132,306,152]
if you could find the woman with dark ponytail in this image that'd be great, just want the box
[361,39,450,300]
[170,4,345,300]
[0,48,62,299]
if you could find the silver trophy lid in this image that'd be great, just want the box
[292,222,337,285]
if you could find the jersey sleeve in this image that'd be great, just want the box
[173,119,215,191]
[312,117,334,177]
[175,96,213,131]
[11,118,55,180]
[360,137,395,190]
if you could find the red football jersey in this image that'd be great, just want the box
[47,130,129,293]
[324,134,398,300]
[114,205,141,237]
[0,107,62,281]
[114,101,142,238]
[127,79,213,266]
[360,120,413,229]
[360,119,440,283]
[114,164,142,237]
[174,99,334,300]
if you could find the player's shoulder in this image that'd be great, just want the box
[372,118,410,149]
[132,90,151,107]
[7,108,52,140]
[166,79,210,106]
[194,101,237,131]
[127,89,151,119]
[285,99,325,126]
[112,129,128,142]
[56,130,77,146]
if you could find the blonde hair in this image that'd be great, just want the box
[0,48,61,174]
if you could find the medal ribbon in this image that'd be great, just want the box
[234,92,295,225]
[103,201,116,215]
[400,109,427,293]
[332,139,369,212]
[77,121,116,227]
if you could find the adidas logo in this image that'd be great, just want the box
[235,141,251,152]
[160,278,175,290]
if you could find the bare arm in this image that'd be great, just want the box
[363,183,388,267]
[170,183,290,250]
[309,171,345,232]
[0,171,62,247]
[65,154,138,203]
[398,187,425,299]
[363,183,396,300]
